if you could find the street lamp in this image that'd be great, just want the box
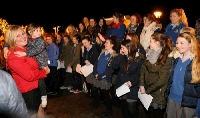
[53,26,61,36]
[154,11,162,18]
[154,11,162,30]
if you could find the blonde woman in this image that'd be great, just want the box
[5,25,50,118]
[164,8,188,46]
[169,27,196,60]
[66,24,77,40]
[165,32,200,118]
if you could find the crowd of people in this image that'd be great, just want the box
[0,7,200,118]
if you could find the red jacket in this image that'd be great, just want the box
[7,46,47,93]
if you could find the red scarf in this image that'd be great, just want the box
[30,37,35,41]
[112,21,123,28]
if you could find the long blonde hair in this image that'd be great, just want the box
[178,32,200,83]
[180,27,195,35]
[66,24,76,34]
[5,25,23,48]
[170,8,188,27]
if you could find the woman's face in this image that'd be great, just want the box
[56,34,61,41]
[72,37,78,44]
[79,23,84,30]
[121,45,128,55]
[89,19,95,27]
[99,19,104,26]
[113,15,119,23]
[83,17,89,24]
[143,17,151,27]
[130,16,137,25]
[176,37,191,54]
[170,12,181,24]
[68,26,73,33]
[149,37,158,50]
[96,36,100,44]
[82,39,91,49]
[63,37,69,44]
[15,28,27,48]
[104,40,113,50]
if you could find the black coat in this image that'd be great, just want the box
[81,44,100,66]
[113,47,146,100]
[165,57,200,108]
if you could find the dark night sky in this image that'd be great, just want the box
[1,1,199,32]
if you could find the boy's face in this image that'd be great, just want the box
[31,28,41,38]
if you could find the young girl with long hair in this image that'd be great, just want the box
[165,32,200,118]
[113,33,146,118]
[92,35,121,117]
[139,32,174,117]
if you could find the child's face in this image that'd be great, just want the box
[31,28,41,38]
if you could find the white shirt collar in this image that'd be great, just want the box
[179,53,194,60]
[105,50,114,55]
[171,22,179,29]
[87,45,92,51]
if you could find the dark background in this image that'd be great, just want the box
[1,1,199,32]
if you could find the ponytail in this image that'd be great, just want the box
[180,8,188,26]
[151,32,174,66]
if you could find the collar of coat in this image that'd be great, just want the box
[98,49,118,61]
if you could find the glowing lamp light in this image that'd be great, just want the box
[41,27,45,35]
[154,11,162,18]
[53,26,61,36]
[104,17,113,26]
[0,18,9,33]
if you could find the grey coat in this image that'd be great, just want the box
[26,36,48,69]
[0,70,29,118]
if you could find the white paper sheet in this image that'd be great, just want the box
[80,64,94,77]
[116,84,130,97]
[57,60,65,69]
[60,61,65,68]
[66,67,72,73]
[57,60,61,70]
[138,90,153,110]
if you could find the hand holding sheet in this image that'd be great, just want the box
[116,83,130,97]
[138,90,153,110]
[80,64,94,77]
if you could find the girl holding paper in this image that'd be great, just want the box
[81,36,100,99]
[113,35,146,118]
[139,32,173,117]
[92,35,120,117]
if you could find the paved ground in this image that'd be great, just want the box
[43,89,148,118]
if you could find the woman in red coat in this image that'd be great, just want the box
[5,25,50,118]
